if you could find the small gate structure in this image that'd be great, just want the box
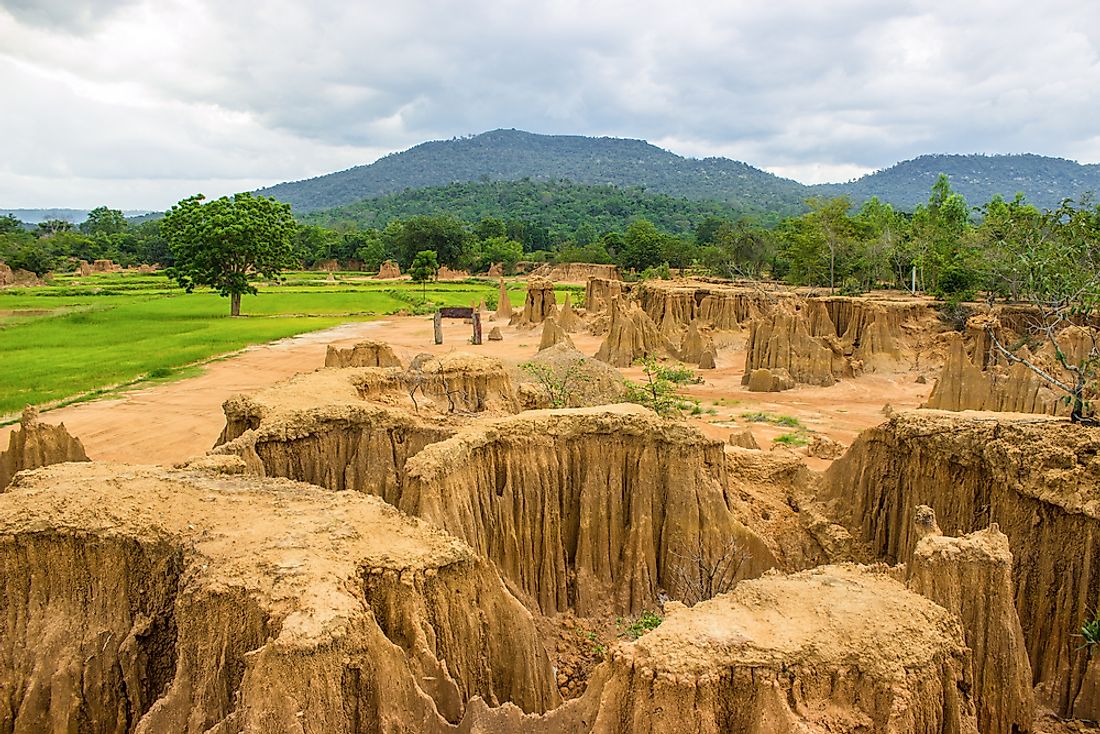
[433,306,482,345]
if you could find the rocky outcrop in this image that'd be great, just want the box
[437,266,469,280]
[0,261,11,286]
[538,316,574,351]
[91,258,119,272]
[728,428,759,449]
[925,331,1085,417]
[487,262,503,277]
[745,367,795,392]
[212,404,455,505]
[495,278,513,320]
[743,303,848,386]
[679,320,717,369]
[77,259,92,276]
[532,263,621,282]
[594,298,679,367]
[584,277,624,313]
[907,515,1035,734]
[821,411,1100,718]
[0,462,560,732]
[375,259,401,279]
[488,326,503,341]
[216,356,521,445]
[557,293,583,332]
[519,344,627,409]
[558,565,978,734]
[324,339,403,368]
[399,406,777,616]
[514,276,557,325]
[0,406,89,490]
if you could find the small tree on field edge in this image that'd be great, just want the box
[409,250,439,302]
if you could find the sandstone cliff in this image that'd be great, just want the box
[399,405,777,616]
[0,406,89,490]
[532,263,621,282]
[742,303,848,386]
[324,339,403,368]
[594,298,679,367]
[907,517,1035,734]
[513,276,557,325]
[538,316,575,351]
[583,277,624,313]
[0,462,559,732]
[821,411,1100,718]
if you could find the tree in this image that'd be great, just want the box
[161,193,298,316]
[409,249,439,301]
[619,219,665,271]
[80,206,127,237]
[985,197,1100,423]
[478,236,524,273]
[0,214,23,234]
[911,174,971,294]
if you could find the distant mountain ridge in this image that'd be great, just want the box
[258,130,1100,217]
[257,129,809,215]
[0,208,152,224]
[817,153,1100,211]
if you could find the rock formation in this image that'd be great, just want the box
[584,277,624,313]
[557,293,583,332]
[518,343,627,409]
[436,266,469,280]
[487,262,503,278]
[400,405,777,616]
[728,428,760,449]
[924,331,1087,417]
[77,259,92,276]
[805,433,845,459]
[821,411,1100,718]
[549,565,978,734]
[594,298,679,367]
[743,303,848,386]
[0,261,11,286]
[907,512,1035,734]
[532,263,621,282]
[745,367,795,392]
[0,462,559,731]
[375,259,401,279]
[488,326,503,341]
[324,339,403,368]
[514,276,557,325]
[91,258,118,272]
[537,316,574,351]
[495,278,513,320]
[679,320,717,369]
[0,406,90,490]
[216,355,520,446]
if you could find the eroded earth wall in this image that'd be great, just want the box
[821,411,1100,718]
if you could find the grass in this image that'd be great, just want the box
[1080,610,1100,649]
[739,411,803,428]
[772,432,810,447]
[0,271,574,419]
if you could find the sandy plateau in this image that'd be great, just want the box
[1,275,1098,733]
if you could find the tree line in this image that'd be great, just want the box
[4,176,1097,310]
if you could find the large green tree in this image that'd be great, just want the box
[161,192,298,316]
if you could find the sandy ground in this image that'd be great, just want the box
[2,314,934,467]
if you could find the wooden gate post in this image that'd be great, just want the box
[433,311,443,345]
[471,311,482,345]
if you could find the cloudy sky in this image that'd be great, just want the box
[2,0,1099,210]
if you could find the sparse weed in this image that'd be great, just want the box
[1080,610,1100,649]
[619,610,663,640]
[773,432,810,447]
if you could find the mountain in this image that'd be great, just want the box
[257,129,809,215]
[816,154,1100,211]
[301,179,770,237]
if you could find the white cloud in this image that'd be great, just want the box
[1,0,1099,208]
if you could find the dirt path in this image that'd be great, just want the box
[3,315,934,468]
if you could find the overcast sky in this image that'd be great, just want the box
[2,0,1099,210]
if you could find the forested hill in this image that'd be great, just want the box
[300,179,765,237]
[257,129,808,215]
[258,129,1100,216]
[815,154,1100,210]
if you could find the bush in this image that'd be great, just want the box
[618,610,663,640]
